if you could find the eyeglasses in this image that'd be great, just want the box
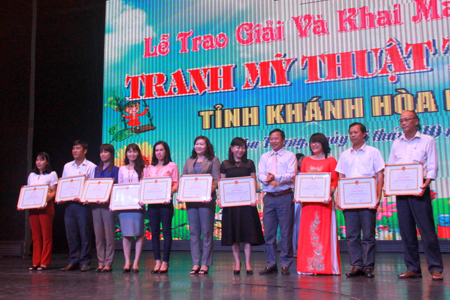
[399,117,417,123]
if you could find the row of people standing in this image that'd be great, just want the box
[25,110,443,280]
[26,136,264,275]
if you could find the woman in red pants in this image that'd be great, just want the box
[27,152,58,271]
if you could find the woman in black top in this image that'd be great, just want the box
[219,137,264,275]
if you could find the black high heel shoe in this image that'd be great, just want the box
[29,266,38,271]
[159,263,169,274]
[233,262,241,275]
[246,270,253,275]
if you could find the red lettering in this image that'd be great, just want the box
[176,31,194,53]
[125,75,143,100]
[412,0,442,23]
[405,41,434,71]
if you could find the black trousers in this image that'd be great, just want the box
[396,188,443,274]
[148,203,174,262]
[343,209,376,270]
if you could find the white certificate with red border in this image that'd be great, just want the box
[55,175,86,202]
[219,176,255,207]
[338,176,377,209]
[294,172,331,202]
[178,174,212,202]
[140,177,172,204]
[17,184,49,209]
[80,178,114,203]
[110,183,141,210]
[385,163,423,195]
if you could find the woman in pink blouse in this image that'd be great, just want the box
[145,141,179,273]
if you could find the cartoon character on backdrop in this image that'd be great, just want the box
[104,96,156,142]
[122,101,149,132]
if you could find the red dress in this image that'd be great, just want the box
[297,156,341,275]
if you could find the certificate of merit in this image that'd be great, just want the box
[219,176,256,207]
[17,184,49,209]
[338,177,377,209]
[140,177,172,204]
[178,174,213,202]
[55,175,86,202]
[385,163,423,195]
[110,183,141,210]
[294,173,331,202]
[80,178,114,203]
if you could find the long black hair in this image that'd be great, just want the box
[151,141,173,166]
[124,143,146,180]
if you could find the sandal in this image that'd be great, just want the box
[37,265,48,271]
[190,268,200,274]
[95,266,104,272]
[199,267,209,275]
[29,265,38,271]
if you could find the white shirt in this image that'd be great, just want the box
[257,148,297,192]
[28,171,58,187]
[388,131,438,179]
[62,159,96,179]
[336,143,385,178]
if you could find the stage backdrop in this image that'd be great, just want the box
[103,0,450,242]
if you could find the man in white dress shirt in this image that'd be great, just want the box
[336,122,384,278]
[257,129,297,275]
[60,140,96,272]
[388,111,443,281]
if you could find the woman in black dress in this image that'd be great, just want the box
[219,137,264,275]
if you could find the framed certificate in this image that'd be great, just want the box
[55,175,86,202]
[385,163,423,195]
[17,184,49,209]
[219,176,256,207]
[294,172,331,202]
[178,174,213,202]
[338,177,377,209]
[80,178,114,203]
[140,177,172,204]
[110,183,141,211]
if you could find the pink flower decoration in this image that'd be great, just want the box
[339,226,346,234]
[376,198,397,221]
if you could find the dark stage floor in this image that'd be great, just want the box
[0,251,448,300]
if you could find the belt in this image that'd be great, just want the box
[265,189,293,198]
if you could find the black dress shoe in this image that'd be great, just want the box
[345,267,364,277]
[101,267,113,273]
[364,268,374,278]
[61,264,77,271]
[80,265,90,272]
[281,267,290,275]
[259,266,278,275]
